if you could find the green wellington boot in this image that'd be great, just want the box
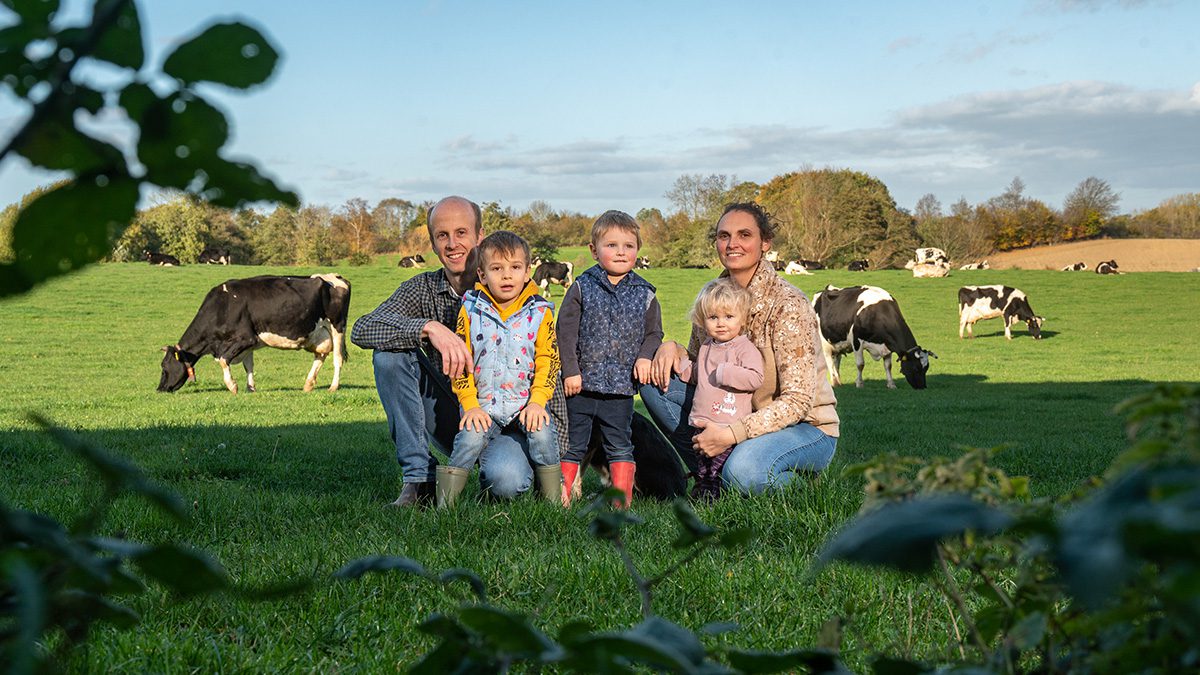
[435,466,471,508]
[535,465,563,504]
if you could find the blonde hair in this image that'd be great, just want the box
[590,210,642,248]
[689,278,751,330]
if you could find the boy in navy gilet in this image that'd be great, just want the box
[438,231,563,507]
[557,211,663,507]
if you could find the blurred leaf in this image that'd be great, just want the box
[235,577,312,601]
[333,555,427,580]
[133,544,229,596]
[573,633,696,673]
[58,589,139,629]
[89,0,142,69]
[817,495,1013,574]
[12,105,124,173]
[458,605,561,659]
[1007,611,1047,651]
[162,22,279,89]
[727,648,849,674]
[699,621,739,636]
[438,567,487,602]
[2,0,59,28]
[5,559,45,675]
[71,83,105,114]
[409,639,474,675]
[193,156,299,209]
[719,528,754,549]
[8,175,137,294]
[557,619,594,645]
[416,613,467,640]
[870,657,933,675]
[132,91,229,182]
[672,498,716,548]
[816,615,844,651]
[628,616,707,667]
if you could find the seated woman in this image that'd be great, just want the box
[641,202,839,495]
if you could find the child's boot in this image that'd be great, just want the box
[609,461,636,509]
[560,461,580,506]
[435,465,470,508]
[535,464,563,504]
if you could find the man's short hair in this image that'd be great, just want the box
[690,278,752,329]
[711,202,777,243]
[476,230,530,268]
[591,210,641,248]
[426,196,482,239]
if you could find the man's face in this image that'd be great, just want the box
[428,202,481,275]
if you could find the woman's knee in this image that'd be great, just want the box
[722,450,768,495]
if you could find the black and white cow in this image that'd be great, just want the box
[812,285,937,390]
[1062,262,1088,271]
[1096,259,1120,275]
[784,261,813,275]
[159,274,351,394]
[959,261,989,270]
[143,250,181,266]
[635,256,651,269]
[531,260,574,294]
[398,254,426,268]
[198,247,231,265]
[906,247,950,269]
[797,259,825,270]
[847,259,870,272]
[958,285,1043,340]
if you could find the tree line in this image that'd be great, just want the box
[3,172,1199,268]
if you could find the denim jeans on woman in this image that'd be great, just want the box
[372,349,538,499]
[638,377,837,494]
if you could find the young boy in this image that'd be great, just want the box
[438,231,562,507]
[557,211,663,507]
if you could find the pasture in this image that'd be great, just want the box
[1,260,1198,671]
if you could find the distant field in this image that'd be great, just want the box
[1,262,1198,670]
[990,237,1200,271]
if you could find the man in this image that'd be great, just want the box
[351,196,569,506]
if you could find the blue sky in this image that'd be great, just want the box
[2,0,1198,216]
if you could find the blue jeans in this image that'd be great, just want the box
[372,349,538,499]
[639,378,837,495]
[450,416,559,469]
[564,392,635,464]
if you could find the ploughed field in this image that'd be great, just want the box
[1,260,1198,670]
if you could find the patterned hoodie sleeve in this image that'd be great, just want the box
[529,306,559,407]
[450,304,479,411]
[730,290,822,443]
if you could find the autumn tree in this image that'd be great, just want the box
[335,197,374,255]
[1062,177,1120,241]
[372,197,417,253]
[1130,192,1200,238]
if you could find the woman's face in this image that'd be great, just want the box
[714,210,769,275]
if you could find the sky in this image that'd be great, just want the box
[2,0,1198,217]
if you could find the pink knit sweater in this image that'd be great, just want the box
[678,334,765,427]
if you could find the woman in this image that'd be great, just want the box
[641,202,839,494]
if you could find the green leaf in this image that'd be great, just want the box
[13,104,124,173]
[5,559,46,675]
[817,495,1013,574]
[89,0,143,70]
[672,498,716,547]
[58,589,140,629]
[870,656,933,675]
[192,156,300,209]
[726,648,849,674]
[627,616,707,667]
[699,621,739,636]
[572,634,695,673]
[409,640,474,675]
[333,555,427,580]
[416,613,467,640]
[235,577,312,601]
[457,605,561,659]
[162,21,279,89]
[438,567,487,601]
[719,528,754,549]
[2,0,60,29]
[8,174,136,292]
[133,544,229,596]
[1007,611,1047,651]
[556,619,594,645]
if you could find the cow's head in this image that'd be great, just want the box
[1028,316,1045,340]
[158,345,198,392]
[898,346,938,389]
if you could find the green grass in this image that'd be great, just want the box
[2,262,1199,670]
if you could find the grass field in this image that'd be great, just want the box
[2,260,1199,670]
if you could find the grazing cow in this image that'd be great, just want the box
[959,261,989,270]
[958,285,1043,340]
[1061,262,1088,271]
[158,274,351,394]
[1096,259,1120,275]
[198,247,231,265]
[912,261,951,278]
[531,260,574,294]
[784,261,814,275]
[812,285,938,390]
[398,254,426,268]
[635,256,651,269]
[797,259,825,270]
[143,250,181,266]
[847,259,870,272]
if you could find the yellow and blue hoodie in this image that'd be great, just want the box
[452,280,560,425]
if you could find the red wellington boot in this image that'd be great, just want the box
[560,461,580,507]
[609,461,636,509]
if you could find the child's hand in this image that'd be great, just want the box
[633,358,653,385]
[520,403,549,432]
[459,407,492,433]
[563,374,582,397]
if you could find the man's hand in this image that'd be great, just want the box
[691,418,736,457]
[563,374,582,397]
[520,402,549,432]
[459,407,491,433]
[424,321,472,378]
[650,341,686,390]
[633,357,653,385]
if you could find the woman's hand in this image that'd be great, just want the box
[650,341,685,390]
[691,419,736,457]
